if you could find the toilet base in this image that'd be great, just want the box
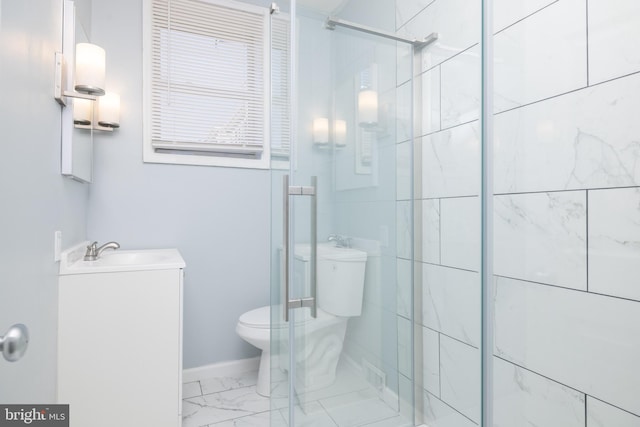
[256,349,271,397]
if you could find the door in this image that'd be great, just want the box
[269,1,416,425]
[0,0,79,405]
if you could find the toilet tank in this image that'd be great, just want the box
[294,243,367,317]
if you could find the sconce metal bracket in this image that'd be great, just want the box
[54,52,97,107]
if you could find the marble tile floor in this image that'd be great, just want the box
[182,363,412,427]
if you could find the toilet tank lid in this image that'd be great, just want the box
[294,243,367,262]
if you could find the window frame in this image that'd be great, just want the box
[142,0,271,169]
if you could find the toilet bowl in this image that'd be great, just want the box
[236,243,367,397]
[235,306,274,397]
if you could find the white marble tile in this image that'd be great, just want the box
[362,415,413,427]
[397,315,412,378]
[587,397,640,427]
[588,0,640,85]
[420,66,441,136]
[493,357,585,427]
[296,359,370,402]
[423,390,476,427]
[494,73,640,194]
[182,386,270,427]
[420,122,480,199]
[493,0,557,33]
[421,263,481,348]
[422,326,440,397]
[494,191,587,289]
[440,197,480,271]
[494,276,640,416]
[320,389,398,427]
[396,81,412,144]
[210,410,287,427]
[396,201,412,259]
[396,0,436,30]
[396,141,411,201]
[399,0,481,72]
[343,303,393,390]
[494,0,587,112]
[439,336,480,423]
[441,46,480,129]
[183,381,202,399]
[398,373,413,422]
[281,401,338,427]
[396,258,412,318]
[420,199,440,264]
[200,371,258,395]
[589,187,640,302]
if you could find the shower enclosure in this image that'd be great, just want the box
[268,0,434,425]
[269,0,639,426]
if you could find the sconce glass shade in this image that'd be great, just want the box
[313,117,329,145]
[358,89,378,126]
[98,92,120,128]
[73,98,93,125]
[334,119,347,147]
[75,43,106,96]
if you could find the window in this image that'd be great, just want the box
[144,0,270,168]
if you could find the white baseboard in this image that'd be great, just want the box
[182,356,260,383]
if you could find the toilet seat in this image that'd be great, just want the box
[238,306,272,329]
[239,306,344,332]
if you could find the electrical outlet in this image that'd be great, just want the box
[54,231,62,262]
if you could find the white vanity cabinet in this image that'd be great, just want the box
[57,246,185,427]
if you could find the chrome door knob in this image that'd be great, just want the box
[0,324,29,362]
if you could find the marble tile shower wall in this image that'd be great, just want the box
[394,0,640,426]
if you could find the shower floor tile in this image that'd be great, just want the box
[182,362,411,427]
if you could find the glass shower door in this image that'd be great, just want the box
[269,1,416,425]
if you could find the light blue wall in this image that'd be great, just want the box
[0,0,89,402]
[88,0,271,369]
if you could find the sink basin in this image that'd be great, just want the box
[59,242,185,275]
[97,251,175,266]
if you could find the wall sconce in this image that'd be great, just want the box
[54,42,106,106]
[56,0,119,184]
[74,43,106,96]
[55,1,120,132]
[97,92,121,129]
[313,117,329,146]
[334,119,347,148]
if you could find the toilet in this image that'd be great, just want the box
[236,243,367,397]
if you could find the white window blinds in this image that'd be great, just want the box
[270,14,290,160]
[148,0,267,160]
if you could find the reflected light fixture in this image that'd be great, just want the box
[334,119,347,148]
[358,89,378,127]
[313,117,329,146]
[73,98,93,125]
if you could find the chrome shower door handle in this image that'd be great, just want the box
[0,323,29,362]
[309,176,317,318]
[283,175,318,322]
[283,174,290,322]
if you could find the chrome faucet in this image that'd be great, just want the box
[84,241,120,261]
[328,234,351,248]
